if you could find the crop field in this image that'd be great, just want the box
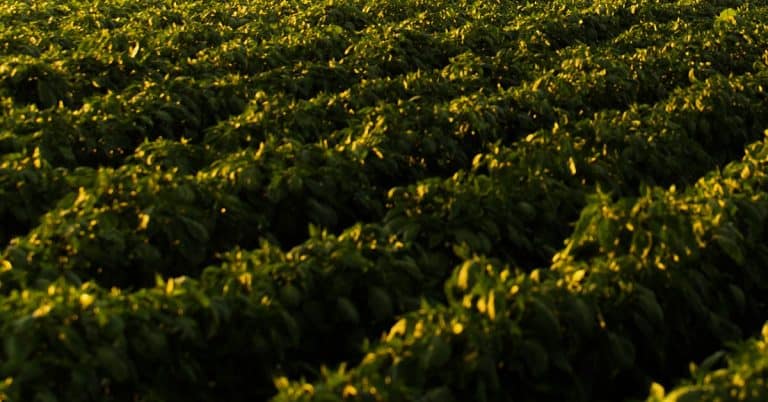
[1,0,768,400]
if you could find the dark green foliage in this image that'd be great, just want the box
[1,0,768,401]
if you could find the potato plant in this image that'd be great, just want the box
[1,0,768,401]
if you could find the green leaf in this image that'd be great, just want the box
[664,386,708,402]
[715,8,738,26]
[367,286,393,321]
[521,339,549,377]
[634,285,664,325]
[96,346,131,382]
[279,284,302,307]
[714,230,745,265]
[421,335,451,369]
[336,297,359,323]
[597,218,615,249]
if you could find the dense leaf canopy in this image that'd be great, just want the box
[1,0,768,400]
